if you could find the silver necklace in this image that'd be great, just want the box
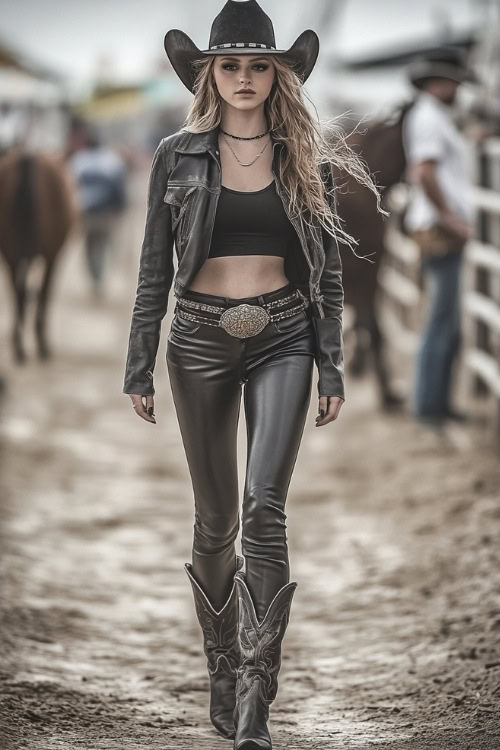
[222,133,270,167]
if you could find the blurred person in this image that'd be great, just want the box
[64,114,90,160]
[68,125,127,295]
[0,103,28,155]
[403,48,477,429]
[122,1,384,747]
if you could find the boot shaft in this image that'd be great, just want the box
[234,570,297,702]
[185,555,244,672]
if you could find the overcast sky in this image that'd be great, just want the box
[0,0,481,89]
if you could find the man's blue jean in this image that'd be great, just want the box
[413,250,463,419]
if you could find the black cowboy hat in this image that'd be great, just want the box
[407,46,478,89]
[164,0,320,94]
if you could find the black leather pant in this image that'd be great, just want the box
[166,282,315,621]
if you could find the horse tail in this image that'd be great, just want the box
[12,153,39,260]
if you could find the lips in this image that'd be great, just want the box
[235,89,255,94]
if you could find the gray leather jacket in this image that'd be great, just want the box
[123,126,345,400]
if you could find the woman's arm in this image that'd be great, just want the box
[312,163,346,408]
[123,139,174,397]
[313,225,345,401]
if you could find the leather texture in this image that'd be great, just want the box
[233,569,298,750]
[185,554,245,740]
[122,126,345,400]
[166,289,314,628]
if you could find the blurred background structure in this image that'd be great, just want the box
[0,2,499,748]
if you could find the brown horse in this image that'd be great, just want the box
[335,101,415,408]
[0,148,77,362]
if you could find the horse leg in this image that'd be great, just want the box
[348,310,371,377]
[7,258,29,364]
[348,292,373,377]
[36,255,58,360]
[369,307,404,410]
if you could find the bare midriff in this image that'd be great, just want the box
[186,255,290,298]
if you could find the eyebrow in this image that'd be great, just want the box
[219,56,270,62]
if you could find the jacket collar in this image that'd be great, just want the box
[174,125,283,157]
[174,126,219,155]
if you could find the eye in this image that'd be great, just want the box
[220,63,270,71]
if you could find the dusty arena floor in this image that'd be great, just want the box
[0,212,499,749]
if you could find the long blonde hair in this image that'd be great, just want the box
[181,55,387,260]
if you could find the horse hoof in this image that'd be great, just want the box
[381,392,405,410]
[38,347,52,361]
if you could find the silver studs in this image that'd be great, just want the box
[209,42,276,50]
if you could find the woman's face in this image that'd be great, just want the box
[212,55,276,110]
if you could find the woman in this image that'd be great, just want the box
[123,2,383,748]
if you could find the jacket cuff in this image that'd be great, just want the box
[122,329,158,396]
[311,316,345,400]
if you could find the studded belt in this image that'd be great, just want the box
[174,288,310,339]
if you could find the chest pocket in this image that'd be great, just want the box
[164,185,198,240]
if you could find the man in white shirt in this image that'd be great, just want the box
[402,48,477,428]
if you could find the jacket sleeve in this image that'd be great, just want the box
[312,164,345,401]
[123,139,174,395]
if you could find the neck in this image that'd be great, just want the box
[219,104,268,137]
[422,89,450,107]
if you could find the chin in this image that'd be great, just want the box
[231,100,262,110]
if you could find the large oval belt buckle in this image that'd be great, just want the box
[220,304,270,338]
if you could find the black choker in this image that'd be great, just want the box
[220,127,270,140]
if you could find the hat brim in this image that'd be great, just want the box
[164,28,319,94]
[408,60,478,89]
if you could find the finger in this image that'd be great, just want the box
[145,395,155,418]
[316,396,344,426]
[129,394,156,423]
[317,395,329,419]
[136,403,156,423]
[129,394,143,409]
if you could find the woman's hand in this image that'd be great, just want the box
[129,394,156,424]
[315,395,344,427]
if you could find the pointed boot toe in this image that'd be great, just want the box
[233,676,273,749]
[208,653,239,739]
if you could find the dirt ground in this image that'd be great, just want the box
[0,198,499,750]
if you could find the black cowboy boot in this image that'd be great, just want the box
[233,570,298,750]
[185,555,245,740]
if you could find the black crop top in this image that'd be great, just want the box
[207,180,298,259]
